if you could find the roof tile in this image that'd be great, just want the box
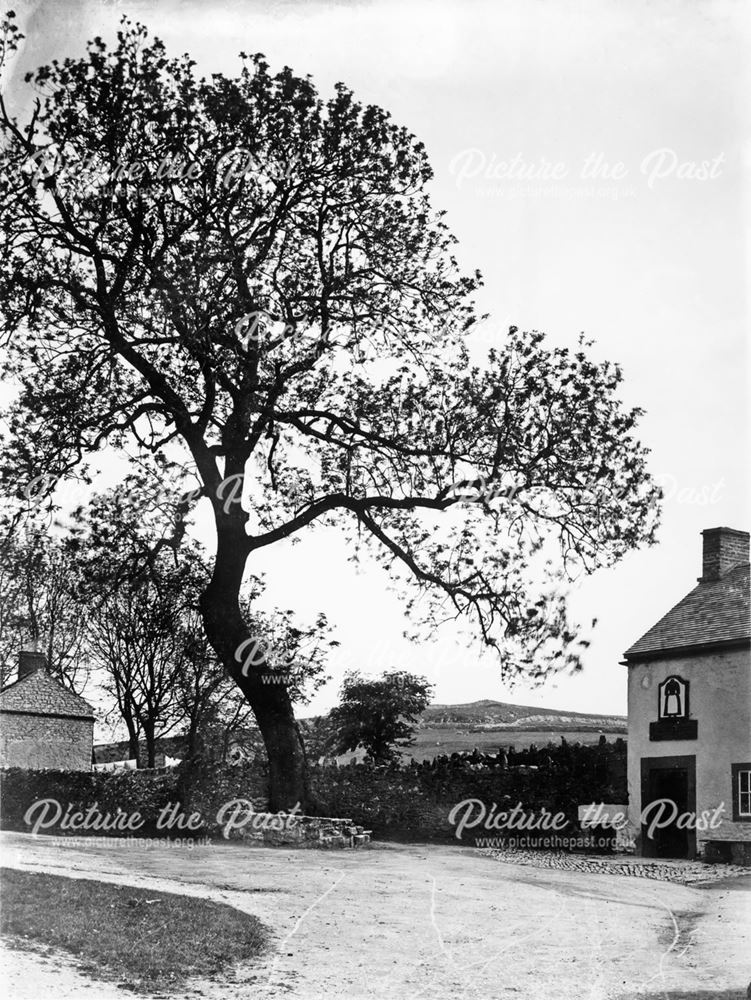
[0,669,94,718]
[624,563,750,659]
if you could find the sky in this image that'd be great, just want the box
[3,0,749,720]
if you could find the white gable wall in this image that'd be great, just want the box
[627,646,751,855]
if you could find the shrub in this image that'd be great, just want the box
[0,767,180,836]
[0,761,272,838]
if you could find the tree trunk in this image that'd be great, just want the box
[185,714,200,763]
[124,716,140,767]
[199,522,308,812]
[143,723,156,768]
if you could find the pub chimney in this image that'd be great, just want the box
[700,527,750,582]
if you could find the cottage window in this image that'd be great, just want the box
[740,773,751,815]
[731,764,751,821]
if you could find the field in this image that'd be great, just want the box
[400,727,626,761]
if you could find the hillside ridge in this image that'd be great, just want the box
[420,699,625,729]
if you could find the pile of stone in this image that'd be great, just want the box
[234,812,371,849]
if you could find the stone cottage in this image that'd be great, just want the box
[0,650,94,770]
[623,526,751,863]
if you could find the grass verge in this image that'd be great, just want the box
[0,867,267,992]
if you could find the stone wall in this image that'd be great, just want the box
[309,740,627,843]
[0,713,94,771]
[1,739,629,846]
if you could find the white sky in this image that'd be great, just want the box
[5,0,749,719]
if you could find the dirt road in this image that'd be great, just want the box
[1,831,748,999]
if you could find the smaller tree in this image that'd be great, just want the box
[0,526,90,693]
[76,481,200,766]
[88,562,188,767]
[329,671,433,764]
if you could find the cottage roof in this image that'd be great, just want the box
[624,563,750,661]
[0,668,94,719]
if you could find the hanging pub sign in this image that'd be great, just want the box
[650,675,697,741]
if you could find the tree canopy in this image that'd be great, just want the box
[0,13,660,806]
[330,670,433,763]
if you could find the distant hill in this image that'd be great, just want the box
[419,699,626,732]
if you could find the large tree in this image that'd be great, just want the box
[0,16,660,807]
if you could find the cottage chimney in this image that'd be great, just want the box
[18,647,48,681]
[700,527,750,582]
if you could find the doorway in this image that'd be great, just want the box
[640,755,696,859]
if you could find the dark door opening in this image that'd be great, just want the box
[640,755,696,860]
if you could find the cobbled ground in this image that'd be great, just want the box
[480,847,748,883]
